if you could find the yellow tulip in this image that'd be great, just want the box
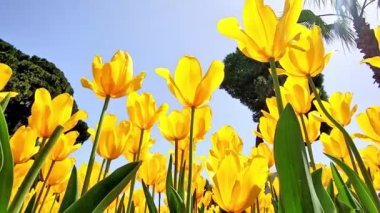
[255,112,277,144]
[217,0,303,62]
[156,56,224,107]
[158,109,190,141]
[282,77,314,114]
[360,145,380,176]
[251,143,274,168]
[50,131,80,161]
[320,128,349,160]
[192,106,212,142]
[137,153,167,186]
[89,114,132,160]
[355,106,380,144]
[12,160,34,201]
[124,125,155,162]
[0,63,18,100]
[81,50,146,98]
[10,126,39,164]
[28,88,88,138]
[313,92,357,127]
[361,26,380,67]
[257,192,275,213]
[78,161,103,191]
[314,164,332,187]
[298,112,321,143]
[42,158,75,186]
[280,25,333,77]
[133,189,146,213]
[211,152,268,212]
[127,92,169,130]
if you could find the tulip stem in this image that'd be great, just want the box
[48,194,57,213]
[38,185,51,213]
[81,96,110,195]
[309,76,380,206]
[158,192,161,213]
[97,158,106,182]
[174,139,179,189]
[127,128,145,213]
[269,59,284,115]
[299,115,316,171]
[103,159,112,179]
[34,160,55,213]
[186,107,196,213]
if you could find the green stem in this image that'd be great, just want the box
[126,129,145,213]
[81,96,110,195]
[8,126,63,213]
[299,114,316,171]
[158,192,161,213]
[34,160,56,213]
[103,159,112,179]
[38,185,51,213]
[97,158,106,182]
[174,139,179,190]
[269,59,284,115]
[186,107,196,213]
[308,76,380,208]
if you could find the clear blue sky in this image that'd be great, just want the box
[1,0,379,169]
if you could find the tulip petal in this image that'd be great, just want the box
[0,63,12,90]
[156,68,188,105]
[362,56,380,68]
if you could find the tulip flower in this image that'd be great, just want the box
[211,152,268,212]
[355,106,380,144]
[156,56,224,108]
[28,88,88,138]
[133,189,146,213]
[124,125,155,162]
[10,126,39,164]
[361,26,380,67]
[282,77,314,114]
[158,109,190,141]
[42,158,75,187]
[251,143,274,168]
[81,50,146,99]
[0,63,18,100]
[217,0,303,63]
[280,25,333,78]
[78,162,103,191]
[320,128,350,160]
[360,145,380,176]
[12,160,34,200]
[137,153,167,186]
[255,112,277,144]
[127,92,169,130]
[373,171,380,190]
[298,112,321,143]
[50,131,80,161]
[192,106,212,142]
[257,192,275,213]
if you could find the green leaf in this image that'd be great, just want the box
[167,185,185,212]
[311,168,336,213]
[59,166,78,212]
[142,181,157,213]
[0,105,13,212]
[64,161,141,213]
[117,194,125,213]
[328,155,379,212]
[0,94,11,112]
[0,139,3,173]
[177,161,186,199]
[274,104,322,212]
[8,126,63,213]
[335,197,355,213]
[330,163,358,210]
[24,193,36,213]
[327,180,334,200]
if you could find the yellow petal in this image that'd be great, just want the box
[0,63,12,90]
[362,56,380,68]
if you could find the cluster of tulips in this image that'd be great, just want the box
[2,0,380,212]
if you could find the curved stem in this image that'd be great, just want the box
[269,59,284,115]
[103,159,112,180]
[299,115,316,171]
[38,185,51,213]
[97,158,106,182]
[81,96,110,195]
[186,107,196,213]
[34,160,56,213]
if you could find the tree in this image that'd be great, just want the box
[0,39,89,143]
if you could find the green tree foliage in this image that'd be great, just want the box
[0,39,89,143]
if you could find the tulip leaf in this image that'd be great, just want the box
[335,197,355,213]
[64,161,141,213]
[0,105,13,213]
[142,181,157,213]
[166,156,185,212]
[327,180,334,200]
[177,161,186,199]
[274,104,322,213]
[0,94,10,112]
[330,163,358,210]
[8,126,63,213]
[328,155,378,212]
[59,166,78,212]
[0,140,3,173]
[117,194,126,213]
[24,193,36,213]
[311,168,336,213]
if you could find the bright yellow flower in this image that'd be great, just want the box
[28,88,88,138]
[313,164,332,187]
[258,192,275,213]
[361,26,380,67]
[10,126,39,164]
[298,111,321,143]
[78,162,103,191]
[320,128,349,160]
[137,153,167,186]
[282,77,314,114]
[0,63,18,100]
[133,189,146,213]
[12,160,34,201]
[156,56,224,107]
[81,50,146,99]
[355,106,380,144]
[89,114,132,160]
[42,158,75,186]
[360,145,380,176]
[373,171,380,190]
[211,152,268,213]
[314,92,357,127]
[124,125,155,162]
[50,131,80,161]
[217,0,303,62]
[192,106,212,142]
[127,92,169,130]
[158,109,190,141]
[251,143,274,168]
[280,25,333,77]
[255,112,277,144]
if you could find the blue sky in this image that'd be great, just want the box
[1,0,380,170]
